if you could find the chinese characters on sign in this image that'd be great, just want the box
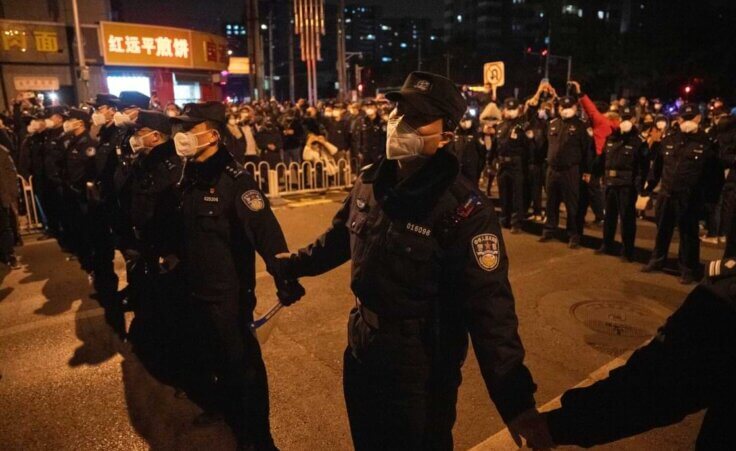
[2,29,59,53]
[107,34,189,59]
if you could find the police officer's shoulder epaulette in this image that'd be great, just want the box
[224,161,245,179]
[163,158,177,172]
[706,258,736,282]
[447,177,486,222]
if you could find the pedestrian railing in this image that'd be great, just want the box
[243,158,354,198]
[17,175,44,234]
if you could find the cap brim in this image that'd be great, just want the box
[170,114,206,124]
[385,91,446,118]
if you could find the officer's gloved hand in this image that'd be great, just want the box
[507,408,555,449]
[275,278,305,306]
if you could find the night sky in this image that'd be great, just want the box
[344,0,444,26]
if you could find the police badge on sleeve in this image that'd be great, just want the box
[472,234,500,272]
[242,190,265,211]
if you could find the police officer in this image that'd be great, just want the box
[542,258,736,449]
[125,110,187,383]
[60,108,98,272]
[18,115,48,235]
[41,106,68,244]
[273,72,546,450]
[173,102,304,449]
[525,100,551,222]
[495,98,534,233]
[642,103,722,284]
[594,106,648,261]
[705,105,736,247]
[540,96,592,248]
[353,101,386,167]
[453,112,485,184]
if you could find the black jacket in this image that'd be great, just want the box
[546,117,591,171]
[597,128,648,189]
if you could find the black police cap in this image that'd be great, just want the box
[385,71,466,127]
[173,101,226,125]
[620,106,635,120]
[559,96,577,109]
[132,110,172,135]
[504,98,520,110]
[44,105,69,119]
[86,93,120,109]
[118,91,151,110]
[679,103,699,120]
[68,107,91,123]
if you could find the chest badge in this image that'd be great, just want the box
[472,234,500,272]
[406,222,431,237]
[242,189,265,211]
[356,198,367,210]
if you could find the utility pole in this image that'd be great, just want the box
[71,0,88,102]
[545,19,552,80]
[246,0,263,100]
[268,7,274,99]
[336,0,347,101]
[288,4,295,102]
[417,37,422,71]
[444,53,451,78]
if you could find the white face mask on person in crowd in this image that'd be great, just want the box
[27,120,44,135]
[385,114,440,161]
[174,129,218,158]
[680,120,699,134]
[92,112,108,127]
[619,120,634,133]
[656,120,667,130]
[365,108,377,117]
[166,109,178,118]
[560,108,577,119]
[113,111,135,127]
[504,108,520,120]
[460,119,473,130]
[128,130,156,155]
[537,109,548,120]
[62,119,80,135]
[45,118,59,129]
[228,118,238,126]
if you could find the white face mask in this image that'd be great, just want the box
[365,108,377,117]
[113,111,135,127]
[560,108,576,119]
[228,118,238,126]
[27,121,43,134]
[537,109,548,120]
[505,109,520,120]
[92,112,108,127]
[45,118,58,129]
[174,129,216,158]
[656,121,667,130]
[680,120,698,134]
[129,130,156,154]
[62,120,79,134]
[166,109,178,118]
[619,120,633,133]
[460,120,473,130]
[385,114,440,161]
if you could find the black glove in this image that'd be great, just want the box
[275,277,305,306]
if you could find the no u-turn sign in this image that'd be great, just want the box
[483,61,505,87]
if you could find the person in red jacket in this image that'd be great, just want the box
[569,81,618,155]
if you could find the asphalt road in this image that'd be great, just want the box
[0,191,722,450]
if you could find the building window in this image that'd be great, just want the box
[400,42,407,48]
[597,10,605,19]
[456,14,463,23]
[366,34,375,40]
[381,25,391,31]
[382,56,392,63]
[562,4,580,16]
[106,75,150,97]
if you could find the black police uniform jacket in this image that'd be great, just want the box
[354,115,386,165]
[453,126,486,183]
[129,140,183,259]
[63,131,98,195]
[647,128,723,202]
[180,147,289,308]
[42,126,66,188]
[597,128,648,189]
[493,117,534,164]
[286,147,537,423]
[546,116,591,171]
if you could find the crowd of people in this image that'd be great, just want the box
[0,72,734,449]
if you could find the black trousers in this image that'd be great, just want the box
[602,185,638,257]
[721,183,736,258]
[528,164,544,216]
[546,284,736,449]
[343,308,462,451]
[0,204,14,262]
[544,166,580,239]
[62,189,93,271]
[498,161,525,228]
[649,191,700,277]
[87,202,118,295]
[191,297,274,448]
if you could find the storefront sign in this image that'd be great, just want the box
[100,21,228,71]
[0,20,70,64]
[13,76,60,91]
[227,57,251,74]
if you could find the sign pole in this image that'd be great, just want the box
[71,0,88,102]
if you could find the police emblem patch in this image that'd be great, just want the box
[242,190,265,211]
[472,234,500,272]
[85,147,96,157]
[414,79,431,92]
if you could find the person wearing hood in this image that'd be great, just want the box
[271,72,547,450]
[594,106,648,261]
[702,106,736,246]
[453,112,485,184]
[539,95,592,248]
[642,103,723,284]
[494,98,535,233]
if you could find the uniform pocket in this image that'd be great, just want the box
[348,307,377,362]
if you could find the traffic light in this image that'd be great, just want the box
[541,49,549,57]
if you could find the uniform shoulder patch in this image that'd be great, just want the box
[708,259,736,280]
[241,189,265,211]
[225,162,244,179]
[85,146,96,157]
[472,233,501,272]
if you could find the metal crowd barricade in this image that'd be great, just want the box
[262,158,353,198]
[17,175,44,234]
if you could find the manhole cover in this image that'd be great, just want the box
[571,300,662,337]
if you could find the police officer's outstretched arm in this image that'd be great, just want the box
[276,193,353,279]
[456,203,552,447]
[235,176,305,305]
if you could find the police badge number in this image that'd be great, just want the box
[472,234,500,272]
[242,190,265,211]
